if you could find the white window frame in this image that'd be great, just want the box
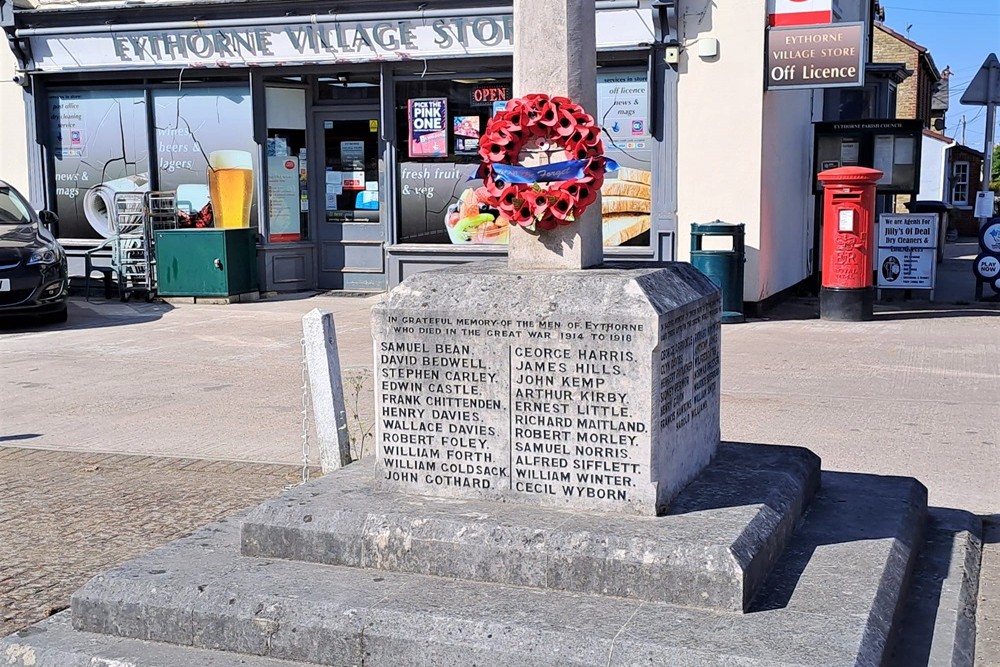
[951,160,969,206]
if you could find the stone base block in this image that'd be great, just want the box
[6,469,924,667]
[242,442,820,612]
[371,261,723,515]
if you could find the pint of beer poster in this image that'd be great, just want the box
[208,150,254,228]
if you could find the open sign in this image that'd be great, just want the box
[470,85,510,106]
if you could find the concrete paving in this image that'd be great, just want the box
[0,292,379,467]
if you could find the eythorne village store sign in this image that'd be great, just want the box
[24,11,648,72]
[767,22,865,90]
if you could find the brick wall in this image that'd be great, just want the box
[873,26,919,119]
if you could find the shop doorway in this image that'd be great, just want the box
[313,109,386,291]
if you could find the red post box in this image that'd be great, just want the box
[816,166,883,321]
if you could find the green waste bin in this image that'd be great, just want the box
[690,221,745,324]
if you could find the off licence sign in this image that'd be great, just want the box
[767,23,865,90]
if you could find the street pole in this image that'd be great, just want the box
[980,65,997,229]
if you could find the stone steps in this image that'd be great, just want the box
[241,443,820,612]
[889,508,983,667]
[2,467,935,667]
[0,613,307,667]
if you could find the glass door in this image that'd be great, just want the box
[313,110,386,291]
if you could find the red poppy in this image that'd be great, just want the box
[527,189,549,215]
[576,183,597,208]
[482,174,504,199]
[572,110,592,128]
[498,184,526,210]
[559,180,581,196]
[581,131,603,148]
[511,198,535,225]
[568,125,593,147]
[537,101,559,127]
[548,190,575,221]
[554,109,578,137]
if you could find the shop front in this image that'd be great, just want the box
[8,1,677,292]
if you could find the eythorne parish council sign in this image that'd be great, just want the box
[767,22,865,90]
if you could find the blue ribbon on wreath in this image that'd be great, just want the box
[469,158,619,185]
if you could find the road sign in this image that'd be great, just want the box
[961,54,1000,106]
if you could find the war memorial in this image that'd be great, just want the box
[0,1,983,665]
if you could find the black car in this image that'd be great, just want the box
[0,180,69,324]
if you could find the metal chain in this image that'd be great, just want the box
[298,335,312,485]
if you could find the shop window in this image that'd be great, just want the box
[394,68,653,248]
[152,87,256,229]
[394,77,510,245]
[265,86,309,242]
[47,89,150,240]
[951,161,969,206]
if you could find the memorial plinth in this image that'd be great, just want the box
[372,260,722,515]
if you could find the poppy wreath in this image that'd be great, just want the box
[477,93,607,231]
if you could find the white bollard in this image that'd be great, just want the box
[302,308,351,473]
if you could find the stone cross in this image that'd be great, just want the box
[510,0,603,271]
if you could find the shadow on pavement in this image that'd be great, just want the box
[873,305,1000,321]
[0,297,172,334]
[984,514,1000,544]
[0,434,42,443]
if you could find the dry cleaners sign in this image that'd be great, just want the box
[27,11,653,72]
[767,22,865,90]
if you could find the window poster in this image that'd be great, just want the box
[340,141,365,170]
[152,87,255,229]
[48,90,150,239]
[399,162,495,244]
[873,135,894,185]
[343,171,366,191]
[597,70,654,248]
[268,156,300,242]
[453,116,481,154]
[840,140,860,165]
[408,98,448,158]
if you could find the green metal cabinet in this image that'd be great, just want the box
[154,228,258,297]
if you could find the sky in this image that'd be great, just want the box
[877,0,1000,151]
